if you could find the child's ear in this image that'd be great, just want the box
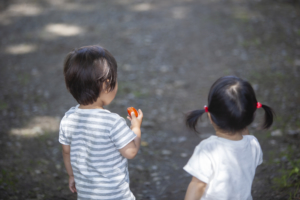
[102,79,110,93]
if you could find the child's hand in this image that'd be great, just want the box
[127,109,143,129]
[69,175,77,193]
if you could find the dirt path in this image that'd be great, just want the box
[0,0,299,199]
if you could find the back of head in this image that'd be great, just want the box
[208,76,257,133]
[63,45,117,105]
[186,76,274,133]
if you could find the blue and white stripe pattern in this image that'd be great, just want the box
[59,105,136,200]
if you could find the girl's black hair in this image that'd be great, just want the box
[186,76,274,133]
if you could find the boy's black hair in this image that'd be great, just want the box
[63,45,117,105]
[186,76,274,133]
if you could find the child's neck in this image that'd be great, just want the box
[79,98,104,109]
[79,104,103,109]
[215,129,248,141]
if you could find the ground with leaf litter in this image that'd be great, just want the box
[0,0,300,199]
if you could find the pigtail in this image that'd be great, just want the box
[260,104,275,129]
[186,109,206,132]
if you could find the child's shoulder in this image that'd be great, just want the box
[64,106,77,116]
[196,136,219,150]
[61,105,124,124]
[244,135,261,146]
[60,106,77,122]
[200,135,218,144]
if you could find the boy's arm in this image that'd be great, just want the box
[62,144,77,193]
[184,177,207,200]
[119,109,143,159]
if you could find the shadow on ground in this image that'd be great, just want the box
[0,0,300,199]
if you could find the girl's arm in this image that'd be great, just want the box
[185,177,207,200]
[62,144,77,193]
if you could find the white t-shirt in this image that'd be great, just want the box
[184,135,263,200]
[59,105,137,200]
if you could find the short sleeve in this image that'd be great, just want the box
[110,118,137,149]
[249,136,263,166]
[183,145,213,183]
[58,118,71,145]
[255,138,263,166]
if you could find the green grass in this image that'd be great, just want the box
[0,169,18,190]
[272,146,300,189]
[288,185,300,200]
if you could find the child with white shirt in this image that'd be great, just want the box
[184,76,274,200]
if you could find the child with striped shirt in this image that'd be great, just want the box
[59,45,143,200]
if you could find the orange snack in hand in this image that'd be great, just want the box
[127,107,138,117]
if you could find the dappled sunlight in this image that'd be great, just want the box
[131,3,153,12]
[44,23,84,37]
[0,3,42,25]
[10,116,60,137]
[5,44,37,55]
[6,3,42,17]
[172,6,189,19]
[0,0,298,198]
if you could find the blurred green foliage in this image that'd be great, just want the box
[272,146,300,191]
[0,169,18,190]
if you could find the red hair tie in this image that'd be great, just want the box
[257,102,262,109]
[204,105,209,113]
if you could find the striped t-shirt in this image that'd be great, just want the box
[59,105,137,200]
